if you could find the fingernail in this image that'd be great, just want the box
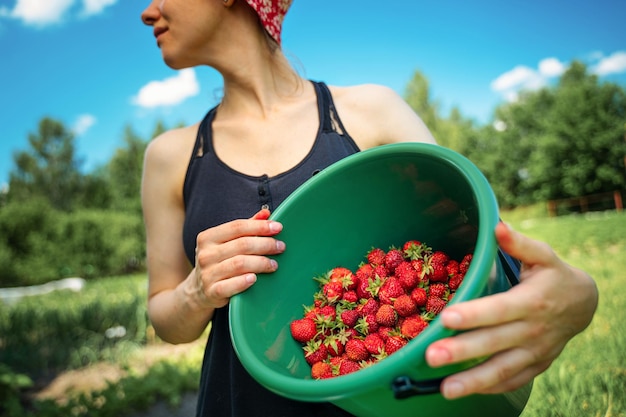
[426,346,451,367]
[245,274,257,284]
[501,221,514,231]
[270,259,278,270]
[443,381,464,399]
[269,221,282,233]
[276,240,286,251]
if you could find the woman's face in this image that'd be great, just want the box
[141,0,223,69]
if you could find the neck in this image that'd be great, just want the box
[218,47,306,119]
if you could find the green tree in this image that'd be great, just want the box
[106,125,148,213]
[491,61,626,205]
[7,118,83,211]
[404,70,440,139]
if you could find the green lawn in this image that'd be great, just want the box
[502,209,626,417]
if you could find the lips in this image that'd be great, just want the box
[153,27,168,40]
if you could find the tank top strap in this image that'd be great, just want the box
[313,81,350,136]
[191,106,218,159]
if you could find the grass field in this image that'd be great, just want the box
[502,209,626,417]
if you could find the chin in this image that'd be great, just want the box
[162,54,195,70]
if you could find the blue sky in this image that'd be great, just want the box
[1,0,625,188]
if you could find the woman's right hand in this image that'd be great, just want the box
[192,208,286,309]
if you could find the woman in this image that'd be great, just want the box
[140,0,599,415]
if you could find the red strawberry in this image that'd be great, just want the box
[430,250,450,266]
[342,290,358,303]
[323,281,343,301]
[357,314,379,335]
[304,340,329,365]
[429,282,448,299]
[402,240,427,260]
[425,296,447,315]
[410,287,428,307]
[290,318,317,343]
[377,325,394,341]
[356,263,374,282]
[323,335,345,357]
[446,259,460,277]
[395,261,420,291]
[318,305,337,320]
[378,277,404,305]
[385,335,407,355]
[367,247,386,266]
[311,361,333,379]
[400,315,429,339]
[304,305,321,320]
[359,297,379,317]
[330,267,357,291]
[329,266,352,282]
[340,309,359,328]
[402,240,422,253]
[393,294,417,317]
[338,359,361,375]
[375,304,398,327]
[411,258,428,285]
[384,248,405,271]
[426,262,448,283]
[448,273,464,291]
[356,276,373,299]
[459,253,473,274]
[372,264,389,280]
[345,339,369,362]
[363,333,385,355]
[329,355,344,369]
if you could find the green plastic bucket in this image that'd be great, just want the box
[229,143,532,417]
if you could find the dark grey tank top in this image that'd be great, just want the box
[182,81,359,416]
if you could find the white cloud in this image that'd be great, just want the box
[72,114,96,136]
[3,0,74,26]
[491,57,567,103]
[490,65,540,92]
[0,0,118,26]
[538,57,566,78]
[591,51,626,76]
[80,0,117,18]
[133,69,201,108]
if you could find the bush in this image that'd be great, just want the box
[0,199,64,286]
[0,275,149,378]
[0,201,145,286]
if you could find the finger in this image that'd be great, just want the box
[197,236,285,270]
[495,222,557,268]
[477,360,550,395]
[426,319,532,368]
[251,208,271,220]
[206,273,259,308]
[438,348,544,399]
[197,218,283,250]
[437,285,533,331]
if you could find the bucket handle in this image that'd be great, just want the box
[391,376,444,398]
[497,248,521,287]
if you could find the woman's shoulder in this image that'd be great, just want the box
[145,123,200,166]
[327,83,402,108]
[326,83,436,147]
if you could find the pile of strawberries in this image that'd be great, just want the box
[289,240,473,380]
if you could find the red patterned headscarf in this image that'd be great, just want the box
[244,0,293,45]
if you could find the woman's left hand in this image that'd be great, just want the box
[425,222,598,399]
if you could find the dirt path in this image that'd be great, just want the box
[33,339,204,417]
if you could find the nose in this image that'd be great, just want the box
[141,0,160,26]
